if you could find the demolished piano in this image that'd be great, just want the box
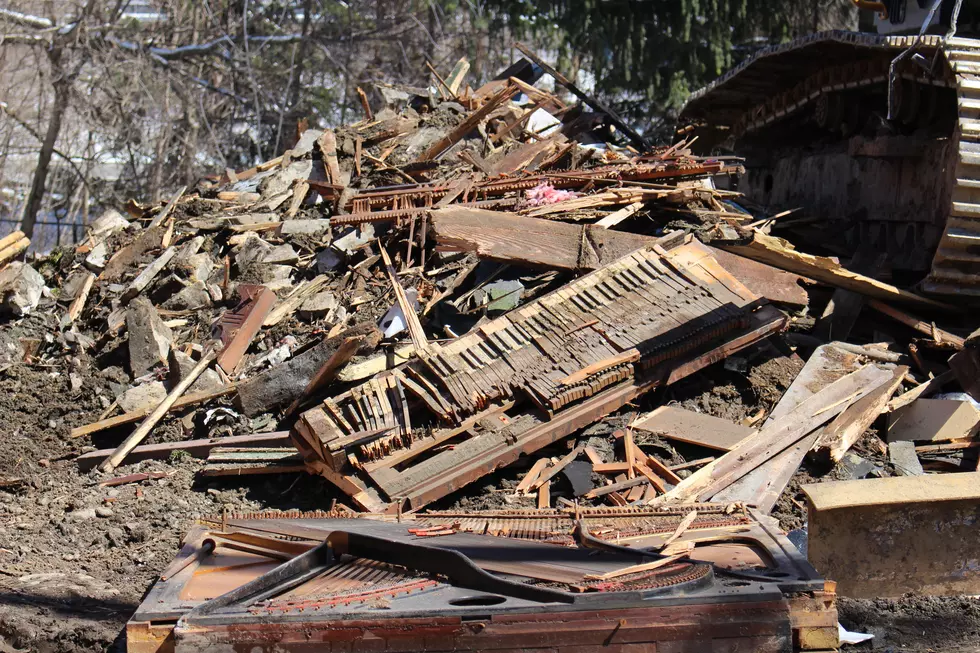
[128,505,838,653]
[293,234,787,512]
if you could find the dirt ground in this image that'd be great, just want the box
[2,335,979,653]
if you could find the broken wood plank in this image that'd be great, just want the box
[317,130,342,185]
[583,554,687,581]
[147,185,187,229]
[719,231,955,312]
[595,202,644,228]
[0,232,29,268]
[99,350,217,473]
[659,364,892,506]
[379,244,428,353]
[445,57,470,95]
[812,366,907,463]
[76,432,290,470]
[66,272,96,324]
[122,246,176,302]
[887,370,955,413]
[887,398,980,443]
[586,476,648,499]
[633,462,667,493]
[659,510,697,551]
[633,405,754,452]
[98,471,172,487]
[537,480,551,509]
[868,299,965,349]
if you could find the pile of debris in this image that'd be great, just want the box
[2,46,979,653]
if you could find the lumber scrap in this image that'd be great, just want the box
[430,206,663,270]
[379,245,428,353]
[715,344,900,509]
[595,202,644,228]
[515,458,551,494]
[949,347,980,403]
[719,231,955,312]
[633,405,754,452]
[99,350,217,472]
[887,397,980,443]
[659,364,892,507]
[65,272,96,324]
[586,476,648,499]
[887,369,954,412]
[0,231,29,268]
[868,299,965,349]
[811,366,907,463]
[122,246,176,302]
[76,432,291,470]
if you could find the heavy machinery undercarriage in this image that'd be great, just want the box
[680,0,980,297]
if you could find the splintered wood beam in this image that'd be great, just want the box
[584,554,687,581]
[886,369,954,413]
[379,244,429,353]
[595,202,644,228]
[147,185,187,229]
[66,272,96,323]
[317,130,343,185]
[430,206,662,271]
[514,42,651,151]
[720,231,955,312]
[657,364,892,506]
[419,83,517,161]
[445,57,470,95]
[868,299,965,349]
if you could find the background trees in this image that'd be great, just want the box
[0,0,856,250]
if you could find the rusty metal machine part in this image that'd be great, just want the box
[680,31,980,297]
[291,237,786,511]
[128,506,837,653]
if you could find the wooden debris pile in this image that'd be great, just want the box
[1,47,978,602]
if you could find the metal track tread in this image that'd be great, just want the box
[924,37,980,296]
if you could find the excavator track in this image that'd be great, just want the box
[681,31,980,299]
[923,37,980,296]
